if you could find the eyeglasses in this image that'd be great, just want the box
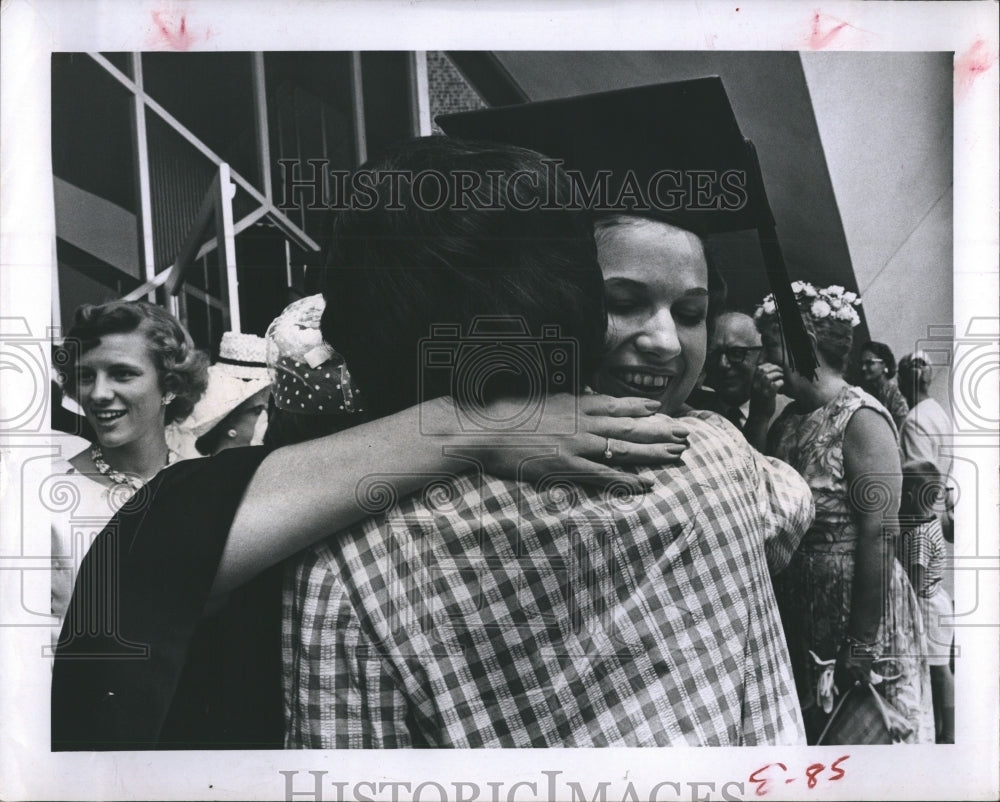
[707,346,762,365]
[860,359,885,368]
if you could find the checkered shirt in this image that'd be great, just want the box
[283,411,813,747]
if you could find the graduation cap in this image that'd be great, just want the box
[438,76,818,379]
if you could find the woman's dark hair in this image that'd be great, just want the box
[320,136,606,420]
[861,340,897,379]
[194,409,244,456]
[194,426,227,457]
[59,300,209,425]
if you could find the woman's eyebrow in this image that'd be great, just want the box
[85,360,143,371]
[603,277,644,290]
[603,279,709,297]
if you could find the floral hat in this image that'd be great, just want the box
[755,281,862,329]
[265,294,362,415]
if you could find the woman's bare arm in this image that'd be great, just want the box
[839,407,902,683]
[212,393,690,596]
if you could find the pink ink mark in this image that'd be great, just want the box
[807,10,854,50]
[955,39,997,100]
[148,8,210,51]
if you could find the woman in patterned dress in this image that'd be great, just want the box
[754,283,934,744]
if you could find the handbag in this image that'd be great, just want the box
[816,681,915,745]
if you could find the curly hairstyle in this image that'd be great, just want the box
[860,340,898,379]
[755,294,854,375]
[805,314,854,374]
[59,300,209,425]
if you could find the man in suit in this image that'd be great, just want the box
[694,311,788,447]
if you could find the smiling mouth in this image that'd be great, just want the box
[612,369,672,393]
[92,410,127,423]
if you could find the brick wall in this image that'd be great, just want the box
[426,52,485,133]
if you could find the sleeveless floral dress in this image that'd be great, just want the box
[768,385,935,743]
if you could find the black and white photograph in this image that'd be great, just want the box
[1,1,997,800]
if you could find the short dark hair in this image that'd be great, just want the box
[861,340,898,378]
[901,458,943,517]
[320,136,606,420]
[59,300,209,425]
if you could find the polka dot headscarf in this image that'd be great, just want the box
[265,294,362,415]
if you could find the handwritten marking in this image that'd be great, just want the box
[148,7,212,51]
[955,39,998,100]
[805,10,869,50]
[749,756,850,796]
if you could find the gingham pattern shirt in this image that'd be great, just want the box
[283,411,813,747]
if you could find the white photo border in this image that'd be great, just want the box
[1,1,997,800]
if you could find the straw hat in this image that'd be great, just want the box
[183,332,272,439]
[212,332,271,381]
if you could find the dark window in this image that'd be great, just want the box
[360,52,415,162]
[51,53,138,214]
[142,52,260,189]
[99,52,132,78]
[264,52,356,238]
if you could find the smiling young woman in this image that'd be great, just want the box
[592,215,711,415]
[51,301,208,627]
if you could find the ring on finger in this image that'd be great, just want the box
[603,437,614,460]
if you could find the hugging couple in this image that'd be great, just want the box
[53,79,815,750]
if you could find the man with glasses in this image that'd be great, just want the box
[695,311,787,447]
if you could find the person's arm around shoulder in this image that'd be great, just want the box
[838,406,902,688]
[215,394,690,597]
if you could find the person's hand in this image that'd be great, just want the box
[835,638,877,692]
[474,393,690,491]
[747,362,785,421]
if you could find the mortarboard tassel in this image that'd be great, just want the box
[744,139,818,380]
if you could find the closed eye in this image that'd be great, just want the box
[673,303,708,326]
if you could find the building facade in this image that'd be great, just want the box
[52,51,485,356]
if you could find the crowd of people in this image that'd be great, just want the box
[48,80,955,750]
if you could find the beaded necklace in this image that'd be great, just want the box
[89,446,175,491]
